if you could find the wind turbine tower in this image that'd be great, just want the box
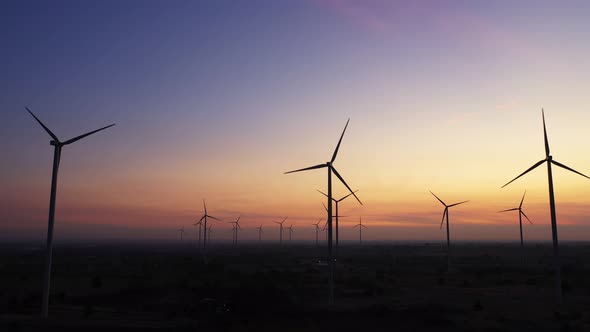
[26,107,115,318]
[256,224,263,242]
[502,109,590,304]
[317,189,358,247]
[198,200,222,249]
[285,119,362,305]
[312,218,322,246]
[430,191,468,271]
[353,216,367,244]
[499,190,533,249]
[273,217,287,245]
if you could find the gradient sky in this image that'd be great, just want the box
[2,0,590,243]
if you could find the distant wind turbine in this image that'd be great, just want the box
[228,216,241,247]
[430,191,468,271]
[26,106,115,318]
[287,225,294,241]
[502,109,590,304]
[322,220,328,242]
[273,217,287,245]
[193,219,204,247]
[312,218,322,246]
[353,216,367,244]
[499,191,533,249]
[317,189,359,247]
[198,200,222,249]
[256,224,263,242]
[177,226,185,241]
[285,119,362,304]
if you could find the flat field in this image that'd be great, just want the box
[1,242,589,331]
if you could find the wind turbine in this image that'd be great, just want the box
[198,200,222,249]
[312,218,322,246]
[322,220,328,242]
[317,189,358,247]
[353,216,367,244]
[430,191,468,271]
[193,219,203,247]
[502,109,590,304]
[285,119,362,305]
[499,191,533,249]
[177,226,185,241]
[26,107,115,318]
[287,225,294,241]
[228,216,241,247]
[256,224,263,242]
[273,217,287,245]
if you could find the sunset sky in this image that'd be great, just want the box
[2,1,590,243]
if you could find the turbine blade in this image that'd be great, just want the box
[198,215,206,222]
[519,190,527,209]
[552,160,590,180]
[521,210,533,224]
[62,124,115,145]
[361,225,368,228]
[440,208,447,229]
[499,208,519,212]
[338,190,359,202]
[284,163,327,174]
[322,202,328,212]
[26,107,60,142]
[208,215,222,222]
[282,217,288,223]
[331,167,362,205]
[448,200,469,207]
[331,118,350,163]
[429,191,446,206]
[542,108,550,158]
[501,159,546,188]
[316,189,328,198]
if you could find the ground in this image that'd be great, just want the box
[1,242,589,331]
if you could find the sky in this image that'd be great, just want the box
[2,0,590,243]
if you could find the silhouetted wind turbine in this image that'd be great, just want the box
[499,191,533,249]
[273,217,287,245]
[501,109,590,304]
[256,224,263,242]
[322,220,328,242]
[317,189,358,247]
[26,106,115,318]
[285,119,362,305]
[198,200,222,249]
[353,216,367,244]
[228,216,241,247]
[287,225,294,241]
[193,219,204,247]
[177,226,185,241]
[312,218,322,246]
[430,191,468,271]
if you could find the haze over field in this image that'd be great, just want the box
[2,1,590,242]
